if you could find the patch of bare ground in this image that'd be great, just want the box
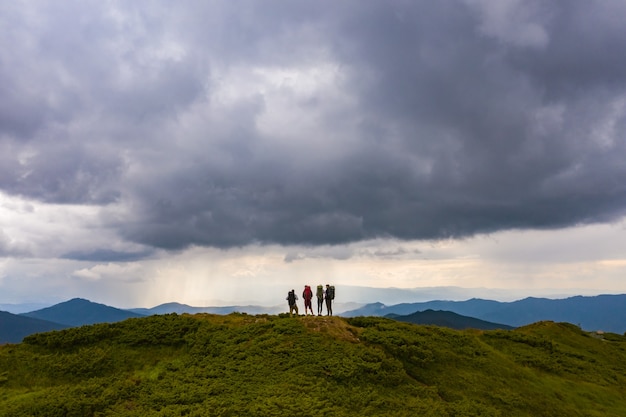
[301,316,361,342]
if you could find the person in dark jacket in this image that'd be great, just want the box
[286,289,299,317]
[324,284,333,316]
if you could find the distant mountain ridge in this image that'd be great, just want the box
[388,309,515,330]
[128,302,284,316]
[21,298,145,327]
[0,311,69,344]
[343,294,626,333]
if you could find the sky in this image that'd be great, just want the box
[1,1,626,309]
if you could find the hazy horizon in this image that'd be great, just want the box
[1,285,622,313]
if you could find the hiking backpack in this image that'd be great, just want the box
[329,285,335,300]
[288,290,296,305]
[316,285,324,299]
[304,286,313,299]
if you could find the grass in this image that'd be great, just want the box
[1,314,625,416]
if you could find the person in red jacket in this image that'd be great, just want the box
[302,285,314,316]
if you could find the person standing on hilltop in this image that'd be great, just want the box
[316,284,324,316]
[325,284,334,316]
[286,289,299,317]
[302,285,314,316]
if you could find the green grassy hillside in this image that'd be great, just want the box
[1,313,625,416]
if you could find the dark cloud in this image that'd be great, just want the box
[2,1,626,251]
[61,249,154,262]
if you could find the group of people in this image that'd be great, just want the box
[286,284,335,317]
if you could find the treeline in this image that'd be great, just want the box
[1,313,626,416]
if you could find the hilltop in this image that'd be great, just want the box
[1,313,626,416]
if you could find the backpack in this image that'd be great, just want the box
[329,285,335,300]
[316,285,324,299]
[287,290,296,305]
[303,286,313,300]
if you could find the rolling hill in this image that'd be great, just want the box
[1,314,626,416]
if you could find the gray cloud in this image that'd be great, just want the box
[0,229,31,258]
[2,1,626,253]
[61,249,154,263]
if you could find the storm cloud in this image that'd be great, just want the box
[2,0,626,255]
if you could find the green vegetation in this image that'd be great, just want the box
[1,314,626,416]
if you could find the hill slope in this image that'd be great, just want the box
[0,311,69,344]
[1,314,626,416]
[20,298,145,327]
[388,309,514,330]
